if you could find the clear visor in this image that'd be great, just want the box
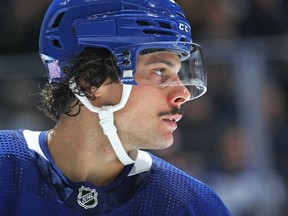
[112,43,207,100]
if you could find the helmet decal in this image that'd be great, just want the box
[40,54,62,81]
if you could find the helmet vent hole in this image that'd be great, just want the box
[52,40,61,48]
[52,12,65,28]
[159,22,172,29]
[136,20,153,26]
[180,37,186,42]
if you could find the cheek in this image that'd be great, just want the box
[129,85,164,103]
[115,86,158,123]
[123,86,146,108]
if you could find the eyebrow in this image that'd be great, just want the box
[144,59,178,68]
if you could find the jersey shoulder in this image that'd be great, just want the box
[0,129,54,198]
[0,129,32,160]
[146,154,231,215]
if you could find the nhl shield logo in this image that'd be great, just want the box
[77,186,98,209]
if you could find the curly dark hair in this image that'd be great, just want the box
[38,48,119,122]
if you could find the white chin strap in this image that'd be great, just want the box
[69,81,134,165]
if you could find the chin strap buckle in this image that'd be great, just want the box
[98,107,116,135]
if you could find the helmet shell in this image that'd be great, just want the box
[39,0,193,82]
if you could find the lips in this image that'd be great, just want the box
[165,114,182,122]
[162,114,182,130]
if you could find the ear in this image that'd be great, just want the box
[90,86,101,98]
[90,82,123,107]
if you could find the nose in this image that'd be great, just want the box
[167,85,191,107]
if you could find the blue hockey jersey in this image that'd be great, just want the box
[0,129,231,215]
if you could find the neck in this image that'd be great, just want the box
[46,113,126,186]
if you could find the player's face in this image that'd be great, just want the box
[114,51,191,150]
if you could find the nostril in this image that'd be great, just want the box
[178,86,191,102]
[168,86,190,107]
[174,97,186,104]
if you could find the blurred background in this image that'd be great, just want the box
[0,0,288,215]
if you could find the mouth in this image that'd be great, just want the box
[166,114,182,122]
[162,114,182,130]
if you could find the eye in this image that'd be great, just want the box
[154,69,164,77]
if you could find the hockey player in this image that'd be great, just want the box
[0,0,231,215]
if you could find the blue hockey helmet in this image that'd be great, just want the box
[39,0,206,100]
